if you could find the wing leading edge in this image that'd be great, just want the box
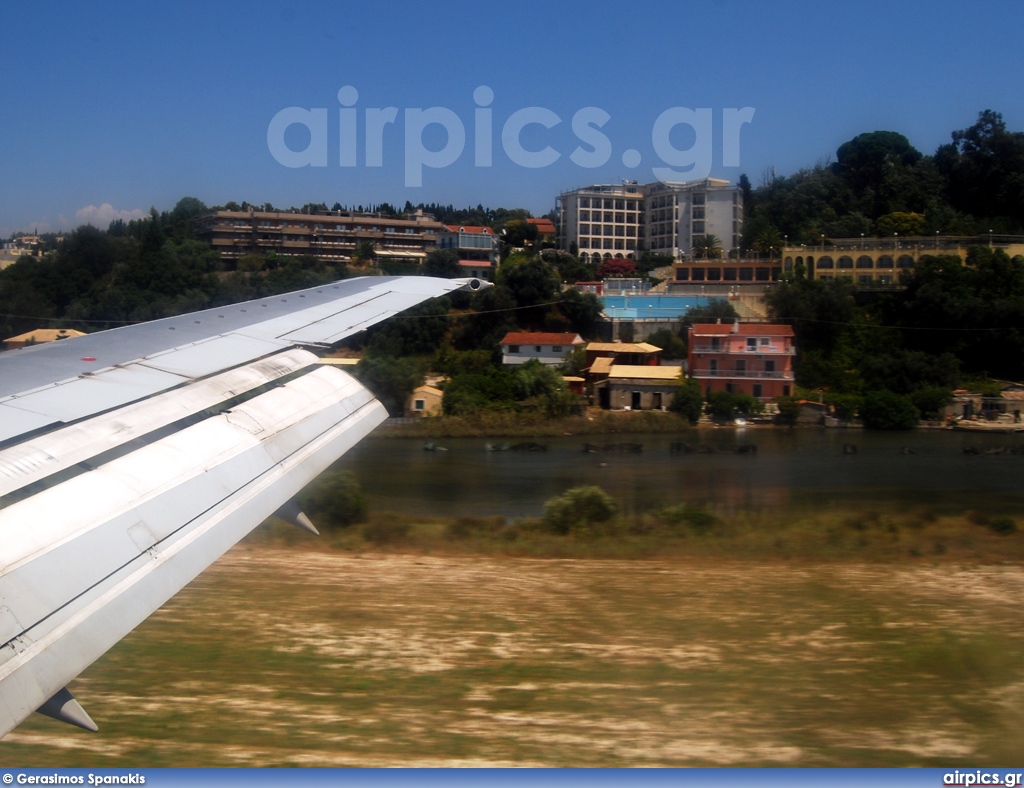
[0,275,487,738]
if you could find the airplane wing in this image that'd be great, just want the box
[0,275,486,738]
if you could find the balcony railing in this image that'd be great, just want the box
[691,368,794,380]
[691,344,794,355]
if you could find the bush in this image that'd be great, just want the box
[645,328,687,359]
[705,391,738,420]
[774,395,800,425]
[362,518,411,545]
[827,393,863,421]
[542,486,618,535]
[657,504,720,534]
[910,386,953,420]
[298,470,368,529]
[987,516,1017,535]
[670,377,704,424]
[704,390,761,419]
[861,390,920,430]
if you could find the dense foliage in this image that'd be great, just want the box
[742,111,1024,249]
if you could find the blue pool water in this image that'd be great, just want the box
[600,294,711,319]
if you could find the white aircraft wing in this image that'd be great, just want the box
[0,275,485,738]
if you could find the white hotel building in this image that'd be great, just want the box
[555,178,742,264]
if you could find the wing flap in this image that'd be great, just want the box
[0,367,386,737]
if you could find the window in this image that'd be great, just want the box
[753,384,762,398]
[747,338,757,351]
[552,346,562,353]
[693,222,705,234]
[535,346,542,352]
[414,399,426,411]
[509,345,520,353]
[765,360,775,373]
[760,337,770,346]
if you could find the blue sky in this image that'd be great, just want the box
[2,0,1022,236]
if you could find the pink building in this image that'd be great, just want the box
[687,321,795,400]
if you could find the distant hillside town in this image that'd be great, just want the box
[3,110,1024,429]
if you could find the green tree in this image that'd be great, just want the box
[497,255,560,326]
[753,226,784,258]
[875,211,926,237]
[353,355,424,416]
[669,376,704,424]
[542,486,617,535]
[691,234,723,259]
[352,240,377,266]
[645,328,687,359]
[681,298,738,327]
[834,130,923,219]
[860,390,920,430]
[556,289,602,337]
[502,219,539,249]
[422,249,463,278]
[935,110,1024,226]
[298,469,368,529]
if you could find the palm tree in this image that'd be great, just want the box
[753,227,784,259]
[352,240,377,268]
[691,234,723,259]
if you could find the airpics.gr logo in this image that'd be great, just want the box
[267,86,755,187]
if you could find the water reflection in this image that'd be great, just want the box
[338,429,1024,519]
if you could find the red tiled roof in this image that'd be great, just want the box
[691,323,795,337]
[444,225,494,234]
[500,332,584,346]
[528,218,557,234]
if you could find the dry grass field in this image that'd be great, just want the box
[4,543,1024,766]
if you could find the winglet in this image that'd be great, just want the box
[36,687,98,732]
[274,500,320,536]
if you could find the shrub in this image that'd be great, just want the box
[362,518,411,545]
[988,516,1017,535]
[670,377,704,424]
[705,391,738,420]
[298,470,368,529]
[861,390,919,430]
[774,395,800,425]
[657,504,720,534]
[542,486,618,535]
[827,393,863,421]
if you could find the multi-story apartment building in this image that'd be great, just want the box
[645,178,741,258]
[556,178,743,264]
[437,224,498,279]
[194,209,444,266]
[556,182,645,265]
[687,321,795,401]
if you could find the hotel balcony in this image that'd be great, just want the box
[691,344,795,355]
[691,368,794,380]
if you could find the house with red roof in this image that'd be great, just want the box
[687,320,796,401]
[528,217,557,243]
[438,224,498,279]
[500,331,585,366]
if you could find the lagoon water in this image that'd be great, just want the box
[338,428,1024,519]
